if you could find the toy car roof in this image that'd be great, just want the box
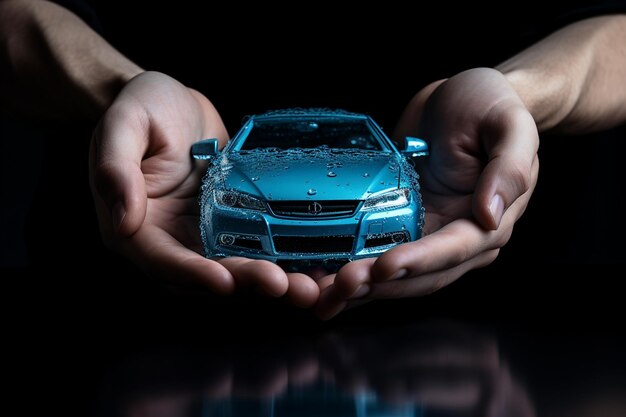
[252,108,368,120]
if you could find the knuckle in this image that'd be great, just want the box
[335,264,366,295]
[478,249,500,267]
[448,242,471,267]
[493,228,514,248]
[507,160,532,195]
[429,274,451,294]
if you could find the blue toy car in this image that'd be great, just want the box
[192,109,428,263]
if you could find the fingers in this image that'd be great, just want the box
[332,257,376,298]
[125,224,235,295]
[90,103,150,236]
[317,182,537,319]
[121,225,320,305]
[371,220,494,284]
[316,248,498,320]
[473,104,539,230]
[215,258,320,307]
[284,273,320,308]
[315,285,349,321]
[314,260,375,320]
[218,257,289,297]
[366,249,499,299]
[374,174,536,287]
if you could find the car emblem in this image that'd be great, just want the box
[308,201,323,215]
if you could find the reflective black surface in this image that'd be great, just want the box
[5,265,626,417]
[98,322,532,417]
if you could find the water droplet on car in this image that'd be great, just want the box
[327,171,336,177]
[251,176,260,181]
[363,172,369,177]
[307,188,317,195]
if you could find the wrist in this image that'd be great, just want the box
[498,66,573,132]
[86,65,143,117]
[1,0,143,120]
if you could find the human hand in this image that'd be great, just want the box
[90,72,318,306]
[316,68,539,318]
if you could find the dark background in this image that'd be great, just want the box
[2,3,626,415]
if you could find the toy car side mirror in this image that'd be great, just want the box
[191,138,219,160]
[403,137,429,157]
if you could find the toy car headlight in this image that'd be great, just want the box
[214,190,266,211]
[362,189,410,211]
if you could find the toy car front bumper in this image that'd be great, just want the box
[202,201,421,262]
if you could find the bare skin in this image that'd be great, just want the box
[0,0,141,119]
[89,72,320,305]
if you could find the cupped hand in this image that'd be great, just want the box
[90,71,318,306]
[316,68,539,319]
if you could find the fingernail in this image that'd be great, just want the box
[112,201,126,232]
[389,268,408,281]
[489,194,505,228]
[350,284,370,299]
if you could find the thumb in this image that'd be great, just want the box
[89,107,148,236]
[473,105,538,230]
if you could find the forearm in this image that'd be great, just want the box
[498,15,626,133]
[0,0,143,120]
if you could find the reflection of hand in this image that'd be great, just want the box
[89,72,318,306]
[319,323,536,416]
[317,68,539,318]
[108,322,534,417]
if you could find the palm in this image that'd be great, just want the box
[140,134,209,256]
[91,72,234,287]
[418,126,487,237]
[406,68,535,234]
[92,72,320,306]
[315,69,539,319]
[422,190,473,235]
[143,193,203,254]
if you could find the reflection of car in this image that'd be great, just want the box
[192,108,428,262]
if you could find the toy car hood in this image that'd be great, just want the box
[220,150,403,201]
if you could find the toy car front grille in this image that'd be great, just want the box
[268,200,359,217]
[273,235,355,253]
